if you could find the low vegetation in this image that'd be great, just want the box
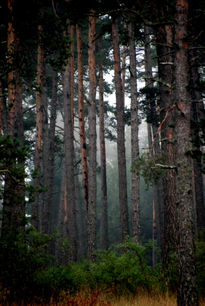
[0,234,205,305]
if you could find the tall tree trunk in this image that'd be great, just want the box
[41,76,49,233]
[112,17,129,242]
[155,21,177,277]
[76,24,89,253]
[174,0,198,304]
[70,24,75,130]
[144,25,163,264]
[32,14,44,231]
[87,12,97,260]
[128,20,140,243]
[98,39,109,250]
[42,71,57,236]
[189,55,205,237]
[75,175,86,258]
[7,0,15,136]
[1,0,25,237]
[55,163,69,265]
[63,26,77,261]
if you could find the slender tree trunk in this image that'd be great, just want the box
[55,163,69,265]
[70,24,75,130]
[174,1,198,304]
[121,45,126,93]
[32,15,44,231]
[76,24,89,253]
[87,12,97,260]
[112,17,129,242]
[42,71,57,236]
[144,25,163,254]
[152,200,157,266]
[41,77,49,233]
[7,0,15,136]
[75,175,86,258]
[128,20,140,243]
[63,27,77,261]
[98,39,109,250]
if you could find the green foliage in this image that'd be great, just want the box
[1,237,205,303]
[0,228,51,303]
[89,240,158,295]
[132,153,167,187]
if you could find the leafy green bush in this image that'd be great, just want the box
[88,240,161,295]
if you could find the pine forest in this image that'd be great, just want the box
[0,0,205,305]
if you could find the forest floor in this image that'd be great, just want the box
[15,291,204,306]
[2,290,205,305]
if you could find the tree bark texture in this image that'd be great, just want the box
[112,17,129,242]
[174,1,198,304]
[1,0,25,237]
[76,24,89,251]
[128,20,140,243]
[70,24,75,130]
[155,21,177,276]
[42,71,57,235]
[63,41,77,261]
[88,13,97,261]
[98,39,109,250]
[32,15,44,231]
[7,0,15,136]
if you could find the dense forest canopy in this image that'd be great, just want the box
[0,0,205,305]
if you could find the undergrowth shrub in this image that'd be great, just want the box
[1,236,205,303]
[89,241,162,296]
[0,228,52,303]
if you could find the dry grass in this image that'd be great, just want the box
[36,291,205,306]
[2,291,205,305]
